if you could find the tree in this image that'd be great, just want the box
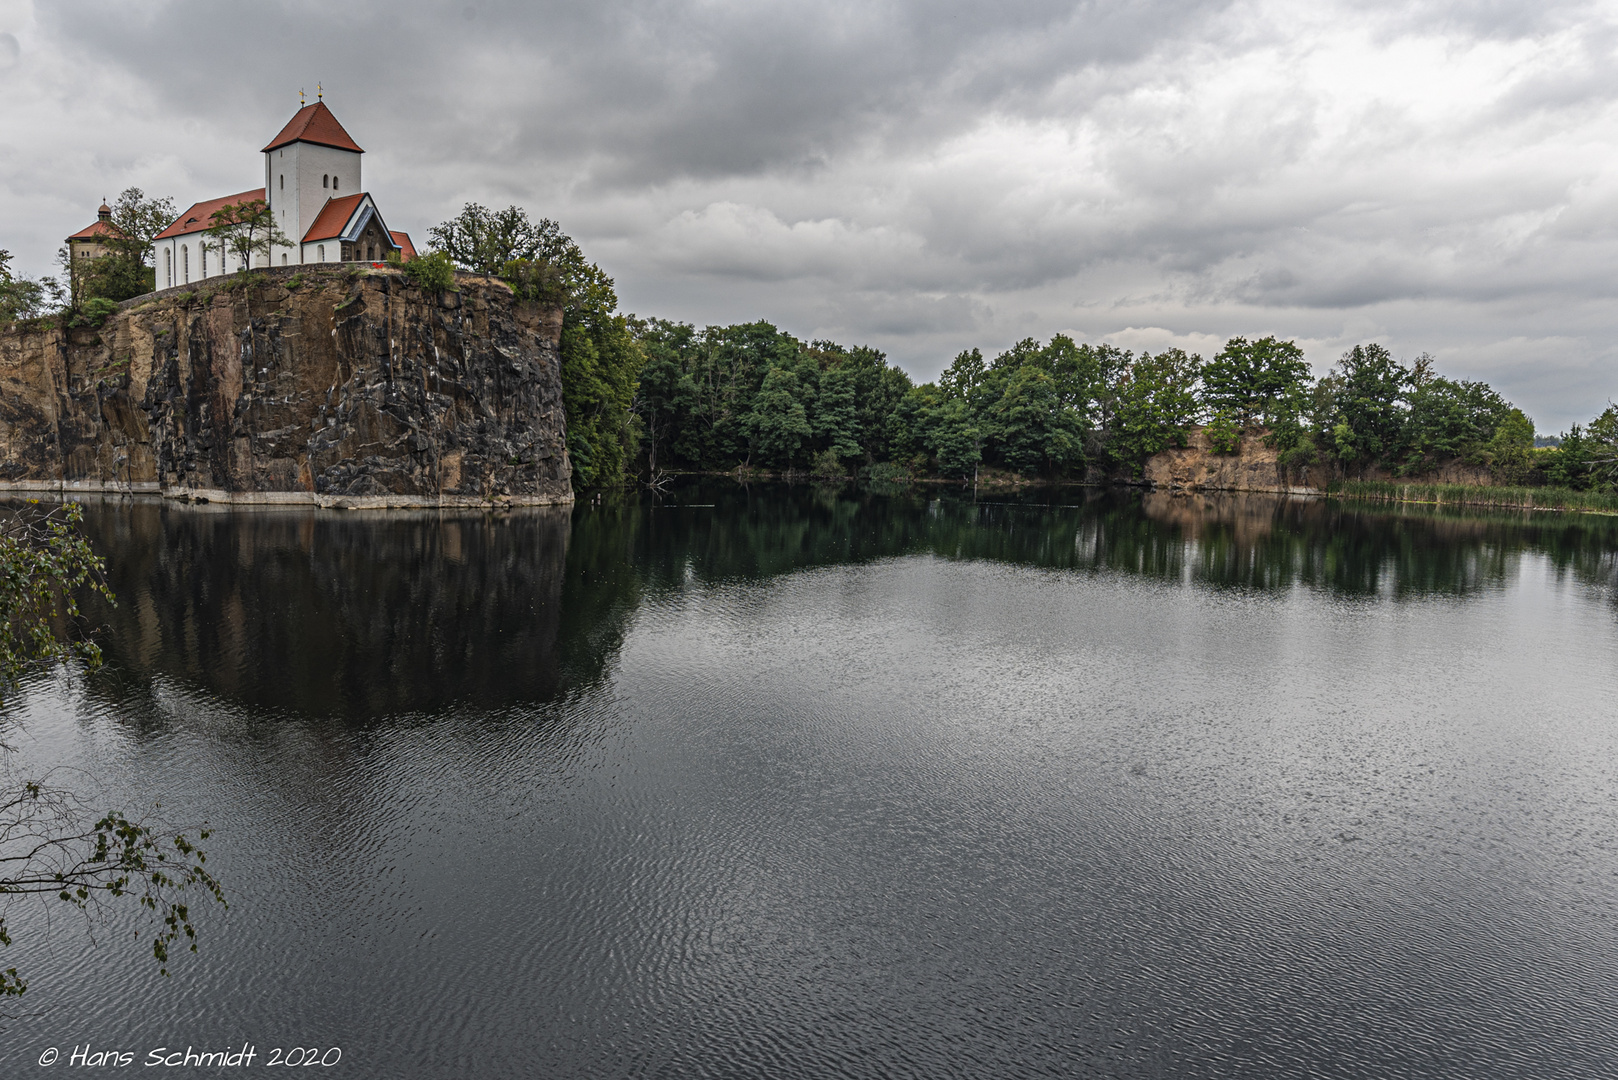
[1201,336,1311,428]
[1578,405,1618,490]
[0,503,224,1000]
[1110,348,1204,472]
[104,188,177,268]
[557,258,643,488]
[984,365,1085,476]
[0,251,62,325]
[202,199,290,272]
[74,188,176,304]
[746,366,813,467]
[1398,376,1522,473]
[924,394,982,478]
[939,348,987,401]
[812,363,862,464]
[1326,344,1409,470]
[429,204,570,277]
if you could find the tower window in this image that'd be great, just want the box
[323,175,328,188]
[279,175,284,190]
[333,177,339,191]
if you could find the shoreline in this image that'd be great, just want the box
[0,478,572,510]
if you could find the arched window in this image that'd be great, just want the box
[333,176,339,191]
[282,253,288,265]
[318,244,325,262]
[201,248,208,276]
[279,174,284,190]
[323,175,329,188]
[165,248,171,288]
[182,245,189,283]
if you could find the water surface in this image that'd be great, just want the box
[2,486,1616,1078]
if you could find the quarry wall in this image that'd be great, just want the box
[0,266,571,507]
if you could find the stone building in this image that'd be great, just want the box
[153,99,414,288]
[65,201,122,262]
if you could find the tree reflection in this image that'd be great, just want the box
[66,485,1618,722]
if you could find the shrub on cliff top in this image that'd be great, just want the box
[500,258,566,305]
[1205,413,1242,455]
[66,296,120,328]
[391,249,456,293]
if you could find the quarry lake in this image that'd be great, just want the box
[3,485,1618,1078]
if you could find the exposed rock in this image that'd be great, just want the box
[1141,426,1497,494]
[0,266,571,506]
[1142,426,1319,494]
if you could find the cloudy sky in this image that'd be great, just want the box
[3,0,1617,429]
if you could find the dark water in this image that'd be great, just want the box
[2,485,1618,1078]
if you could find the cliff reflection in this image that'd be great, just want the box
[78,502,578,719]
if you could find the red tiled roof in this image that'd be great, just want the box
[67,219,124,241]
[153,189,266,240]
[262,102,364,154]
[301,193,367,242]
[389,231,416,261]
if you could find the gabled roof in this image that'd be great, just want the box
[153,188,267,240]
[67,219,124,241]
[301,193,401,252]
[301,193,368,242]
[389,231,417,261]
[262,102,364,154]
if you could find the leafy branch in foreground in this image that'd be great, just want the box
[0,502,225,1000]
[0,780,225,996]
[0,503,110,691]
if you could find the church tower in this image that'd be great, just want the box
[262,100,364,265]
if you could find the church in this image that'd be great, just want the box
[152,99,415,287]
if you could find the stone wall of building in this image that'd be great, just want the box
[0,266,571,507]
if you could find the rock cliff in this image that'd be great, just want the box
[1140,426,1499,494]
[1140,426,1316,494]
[0,266,571,506]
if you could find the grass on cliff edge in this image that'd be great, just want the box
[1331,479,1618,514]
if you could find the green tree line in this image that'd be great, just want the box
[630,325,1617,491]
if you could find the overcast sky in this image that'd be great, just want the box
[3,0,1617,429]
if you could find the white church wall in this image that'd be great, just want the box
[266,141,361,264]
[155,229,258,286]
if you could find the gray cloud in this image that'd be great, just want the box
[4,0,1618,429]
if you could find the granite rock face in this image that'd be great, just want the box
[1141,426,1495,494]
[0,267,571,506]
[1140,426,1316,494]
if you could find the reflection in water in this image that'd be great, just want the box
[2,485,1614,1079]
[78,504,575,718]
[67,485,1618,719]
